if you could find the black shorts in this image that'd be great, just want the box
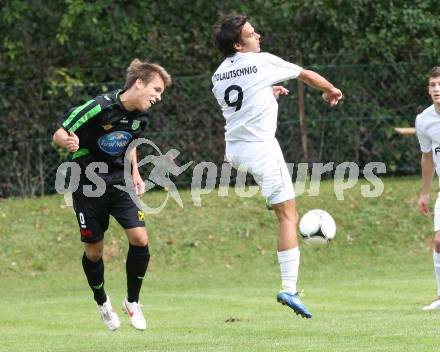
[72,185,145,243]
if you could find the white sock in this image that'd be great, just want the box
[433,252,440,297]
[277,247,300,294]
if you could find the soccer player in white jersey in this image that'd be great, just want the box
[211,15,343,318]
[415,66,440,310]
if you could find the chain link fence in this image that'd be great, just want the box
[0,60,433,197]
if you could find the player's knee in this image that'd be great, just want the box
[85,250,103,262]
[134,237,148,247]
[126,227,148,246]
[284,208,298,224]
[84,244,103,262]
[274,200,297,223]
[130,234,148,247]
[287,211,299,228]
[291,208,299,223]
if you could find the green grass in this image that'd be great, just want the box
[0,176,439,351]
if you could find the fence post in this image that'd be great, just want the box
[38,140,45,196]
[296,50,309,164]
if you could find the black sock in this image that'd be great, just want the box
[126,244,150,303]
[82,253,107,305]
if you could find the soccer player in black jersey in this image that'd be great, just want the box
[53,59,171,331]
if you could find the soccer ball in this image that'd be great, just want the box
[299,209,336,244]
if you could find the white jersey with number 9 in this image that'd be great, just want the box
[212,52,302,142]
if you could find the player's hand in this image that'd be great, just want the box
[418,193,430,216]
[132,171,146,196]
[66,132,79,152]
[322,87,343,107]
[272,86,289,99]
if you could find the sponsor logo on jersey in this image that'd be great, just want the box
[213,65,258,82]
[98,131,132,156]
[132,120,140,130]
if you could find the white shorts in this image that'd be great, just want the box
[225,138,295,205]
[434,195,440,232]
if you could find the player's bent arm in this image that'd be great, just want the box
[130,147,145,195]
[298,69,335,92]
[298,69,343,106]
[131,147,139,175]
[421,151,435,195]
[53,128,70,148]
[52,128,79,152]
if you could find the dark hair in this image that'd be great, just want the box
[429,66,440,79]
[124,59,172,89]
[214,15,248,57]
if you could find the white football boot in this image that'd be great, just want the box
[98,296,120,330]
[122,298,147,330]
[422,297,440,310]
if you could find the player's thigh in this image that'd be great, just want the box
[227,140,294,204]
[72,189,110,243]
[261,158,295,205]
[108,186,146,234]
[268,140,295,204]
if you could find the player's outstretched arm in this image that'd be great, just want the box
[52,127,80,152]
[298,69,343,107]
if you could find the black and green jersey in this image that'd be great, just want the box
[60,90,149,179]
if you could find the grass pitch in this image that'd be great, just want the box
[0,176,439,351]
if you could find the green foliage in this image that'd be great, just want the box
[1,1,439,195]
[2,0,439,81]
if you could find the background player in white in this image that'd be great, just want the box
[415,66,440,310]
[212,15,343,318]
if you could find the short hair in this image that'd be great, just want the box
[124,59,172,89]
[214,15,248,57]
[428,66,440,80]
